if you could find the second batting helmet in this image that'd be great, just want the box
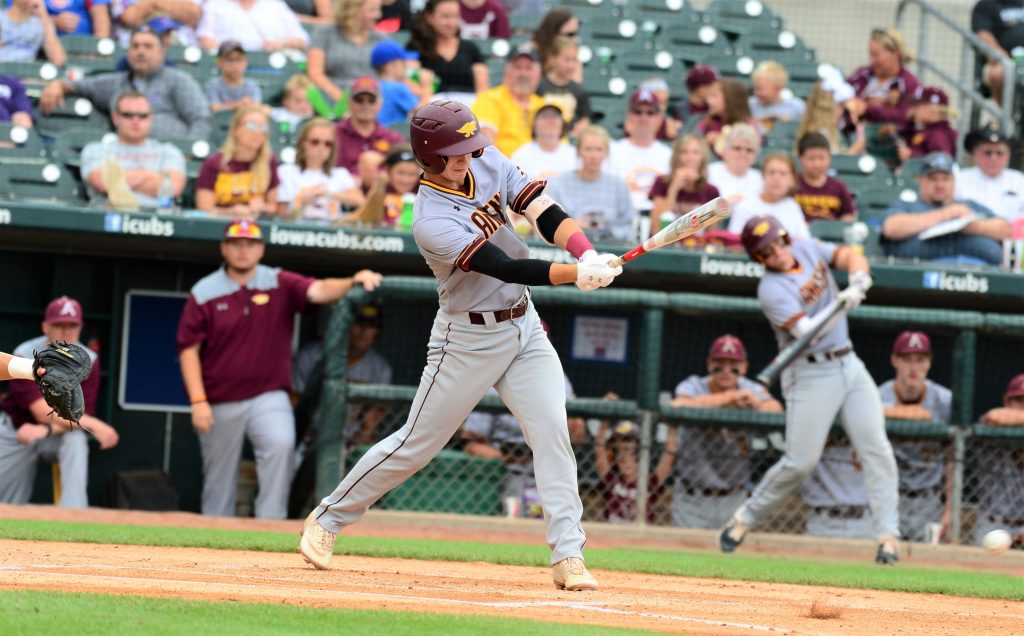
[410,100,491,174]
[741,215,789,262]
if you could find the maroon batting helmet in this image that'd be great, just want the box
[740,215,790,262]
[410,100,491,174]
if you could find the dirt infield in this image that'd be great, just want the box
[1,507,1022,635]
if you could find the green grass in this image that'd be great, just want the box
[1,518,1020,601]
[0,590,654,636]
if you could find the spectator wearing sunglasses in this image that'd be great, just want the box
[196,105,280,217]
[333,76,404,176]
[668,335,782,530]
[605,88,671,213]
[955,123,1024,223]
[277,117,364,222]
[80,91,186,211]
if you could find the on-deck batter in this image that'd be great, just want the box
[720,215,901,564]
[299,100,623,590]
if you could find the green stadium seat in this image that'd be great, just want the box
[243,50,300,77]
[704,0,784,37]
[0,124,49,164]
[853,184,919,231]
[165,45,214,74]
[509,12,541,34]
[2,61,62,90]
[47,129,111,169]
[0,163,83,203]
[35,98,111,137]
[763,119,800,149]
[828,154,896,191]
[158,137,217,178]
[209,109,235,146]
[61,35,124,76]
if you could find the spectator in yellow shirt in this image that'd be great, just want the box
[472,42,544,157]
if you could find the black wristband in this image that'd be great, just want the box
[536,204,570,244]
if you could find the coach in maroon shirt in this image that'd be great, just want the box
[794,132,857,222]
[335,77,405,178]
[176,219,382,519]
[0,296,119,508]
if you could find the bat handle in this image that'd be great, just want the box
[608,256,624,268]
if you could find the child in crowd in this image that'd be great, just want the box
[536,35,591,136]
[594,419,678,525]
[699,78,760,151]
[371,40,428,127]
[749,61,805,130]
[270,74,315,132]
[728,151,810,239]
[510,101,576,180]
[794,132,857,222]
[276,117,364,222]
[649,134,721,227]
[682,64,719,120]
[898,86,956,162]
[379,146,420,226]
[206,40,262,113]
[0,0,65,65]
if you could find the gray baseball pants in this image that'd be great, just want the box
[0,412,89,507]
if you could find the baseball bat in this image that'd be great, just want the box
[609,197,732,268]
[755,302,848,387]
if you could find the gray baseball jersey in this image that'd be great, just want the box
[314,142,589,566]
[413,145,536,314]
[672,375,765,490]
[878,379,951,492]
[758,239,850,356]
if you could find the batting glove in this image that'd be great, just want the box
[576,258,622,291]
[849,270,873,292]
[837,286,866,311]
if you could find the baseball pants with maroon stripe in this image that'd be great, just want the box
[313,303,587,564]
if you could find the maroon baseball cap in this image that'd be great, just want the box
[892,331,932,355]
[44,296,83,325]
[1005,373,1024,399]
[351,76,380,97]
[686,64,720,90]
[708,334,747,361]
[629,88,660,111]
[914,86,948,106]
[223,218,263,241]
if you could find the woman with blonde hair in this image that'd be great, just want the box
[307,0,385,102]
[650,135,721,222]
[844,27,920,126]
[277,118,365,222]
[196,105,280,217]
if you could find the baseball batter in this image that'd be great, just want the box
[299,100,622,591]
[722,215,901,564]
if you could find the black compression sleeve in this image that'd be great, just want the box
[465,239,553,286]
[535,204,570,243]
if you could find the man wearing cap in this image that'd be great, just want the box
[877,331,953,542]
[0,296,119,507]
[370,40,426,127]
[606,88,672,213]
[472,42,544,157]
[176,219,383,519]
[973,373,1024,550]
[334,76,405,177]
[897,86,956,161]
[81,90,186,211]
[111,0,202,48]
[205,40,262,113]
[881,151,1010,266]
[510,100,576,180]
[955,123,1024,223]
[668,334,782,530]
[39,27,210,139]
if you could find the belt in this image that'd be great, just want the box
[988,515,1024,527]
[684,486,742,497]
[806,346,852,364]
[468,296,528,326]
[814,505,866,519]
[900,485,942,499]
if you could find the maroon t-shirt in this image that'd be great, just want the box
[648,175,720,213]
[903,121,957,159]
[458,0,511,38]
[334,119,405,175]
[0,337,100,427]
[601,472,664,524]
[794,174,857,222]
[195,152,281,207]
[176,265,315,404]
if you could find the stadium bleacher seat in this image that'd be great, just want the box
[829,154,895,191]
[35,99,111,138]
[704,0,784,38]
[0,163,83,203]
[62,35,123,76]
[3,61,61,91]
[853,184,919,231]
[48,129,110,170]
[0,124,49,164]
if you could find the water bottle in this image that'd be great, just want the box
[659,211,674,231]
[842,221,869,255]
[156,172,176,215]
[398,193,415,230]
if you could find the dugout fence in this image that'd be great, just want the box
[309,277,1024,547]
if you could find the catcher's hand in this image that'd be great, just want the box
[32,341,91,425]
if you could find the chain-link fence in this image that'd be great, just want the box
[293,277,1024,549]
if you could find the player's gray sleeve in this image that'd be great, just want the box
[931,382,953,425]
[413,215,478,266]
[757,277,805,331]
[674,375,705,397]
[503,152,536,206]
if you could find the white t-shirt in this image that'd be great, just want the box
[197,0,310,51]
[510,141,578,181]
[276,164,357,221]
[728,195,811,239]
[605,138,671,212]
[954,165,1024,222]
[708,161,764,202]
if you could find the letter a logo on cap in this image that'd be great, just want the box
[59,299,78,318]
[908,333,923,350]
[456,121,477,138]
[721,337,737,353]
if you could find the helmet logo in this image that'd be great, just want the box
[456,121,478,137]
[753,220,770,236]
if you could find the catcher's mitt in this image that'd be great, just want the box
[32,341,91,425]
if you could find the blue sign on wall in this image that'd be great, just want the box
[118,291,190,412]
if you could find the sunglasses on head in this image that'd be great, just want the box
[243,120,269,133]
[118,111,151,120]
[307,137,334,148]
[710,364,742,375]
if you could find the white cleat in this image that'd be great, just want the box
[552,557,599,591]
[298,511,336,570]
